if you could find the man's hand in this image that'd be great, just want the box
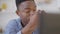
[21,10,44,34]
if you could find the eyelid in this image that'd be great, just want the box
[33,10,36,11]
[26,10,36,13]
[25,10,30,13]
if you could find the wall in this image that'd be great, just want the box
[0,0,18,30]
[35,0,60,14]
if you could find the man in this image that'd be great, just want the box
[5,0,43,34]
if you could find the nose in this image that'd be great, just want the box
[30,11,34,16]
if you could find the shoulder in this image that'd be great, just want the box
[6,18,21,28]
[8,19,18,25]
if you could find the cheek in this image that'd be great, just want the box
[22,13,30,21]
[20,13,27,19]
[20,13,30,23]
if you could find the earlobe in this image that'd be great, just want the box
[16,10,20,16]
[16,10,18,14]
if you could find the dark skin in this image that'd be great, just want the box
[16,1,43,34]
[16,1,36,26]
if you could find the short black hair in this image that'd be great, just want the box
[16,0,34,9]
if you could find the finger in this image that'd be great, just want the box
[36,10,42,15]
[41,10,47,15]
[41,10,45,14]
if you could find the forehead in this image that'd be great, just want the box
[19,1,36,10]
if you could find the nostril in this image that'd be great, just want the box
[30,11,35,16]
[30,13,34,16]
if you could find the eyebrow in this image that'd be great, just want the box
[25,5,36,9]
[35,6,36,7]
[25,8,30,10]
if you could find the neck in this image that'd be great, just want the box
[21,20,28,27]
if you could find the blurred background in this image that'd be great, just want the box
[0,0,60,34]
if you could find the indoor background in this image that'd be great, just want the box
[0,0,60,34]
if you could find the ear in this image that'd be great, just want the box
[16,10,20,16]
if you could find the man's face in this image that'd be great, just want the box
[17,1,36,25]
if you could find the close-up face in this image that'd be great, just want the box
[17,1,36,25]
